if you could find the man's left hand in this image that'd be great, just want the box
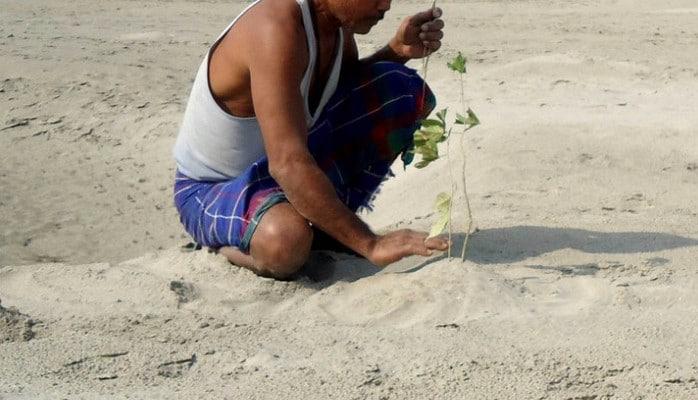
[389,7,444,60]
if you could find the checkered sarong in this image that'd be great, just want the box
[173,61,435,251]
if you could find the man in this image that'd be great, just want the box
[173,0,448,279]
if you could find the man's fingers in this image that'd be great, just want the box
[422,41,442,51]
[410,233,448,256]
[410,240,433,257]
[376,230,448,262]
[425,235,449,251]
[397,230,433,257]
[409,7,443,27]
[417,18,443,53]
[419,31,443,42]
[421,19,444,32]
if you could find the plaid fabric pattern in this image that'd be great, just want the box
[174,61,436,252]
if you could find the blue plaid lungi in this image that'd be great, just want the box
[173,61,436,252]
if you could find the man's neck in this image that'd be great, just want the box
[311,0,342,37]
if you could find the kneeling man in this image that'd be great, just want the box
[173,0,448,279]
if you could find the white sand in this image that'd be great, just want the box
[1,0,698,398]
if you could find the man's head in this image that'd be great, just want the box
[322,0,392,34]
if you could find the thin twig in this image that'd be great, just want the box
[446,134,454,260]
[460,153,473,261]
[420,0,437,107]
[460,124,474,261]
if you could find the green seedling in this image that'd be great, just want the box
[417,51,481,261]
[416,108,455,259]
[447,52,480,261]
[413,109,453,259]
[414,5,481,261]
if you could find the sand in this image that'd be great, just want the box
[1,0,698,398]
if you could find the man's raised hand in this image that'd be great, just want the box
[388,7,444,60]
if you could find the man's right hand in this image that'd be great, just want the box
[366,229,449,267]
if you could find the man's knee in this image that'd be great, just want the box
[250,205,313,279]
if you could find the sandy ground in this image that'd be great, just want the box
[2,0,698,398]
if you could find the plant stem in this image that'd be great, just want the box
[449,185,454,260]
[460,138,472,261]
[459,70,465,109]
[420,0,437,107]
[446,134,454,260]
[458,74,473,261]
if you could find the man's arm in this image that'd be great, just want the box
[248,22,443,266]
[342,28,409,69]
[343,8,444,68]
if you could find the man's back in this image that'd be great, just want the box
[174,0,343,181]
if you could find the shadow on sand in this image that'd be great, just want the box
[463,225,698,264]
[303,226,698,281]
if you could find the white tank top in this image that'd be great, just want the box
[174,0,344,181]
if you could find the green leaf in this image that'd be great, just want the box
[454,109,481,128]
[435,108,448,125]
[420,118,443,128]
[412,110,451,168]
[466,108,480,126]
[413,130,428,147]
[428,192,451,238]
[420,125,445,141]
[417,140,438,160]
[447,52,467,74]
[414,141,439,168]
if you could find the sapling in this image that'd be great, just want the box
[412,52,479,262]
[448,52,480,260]
[412,116,457,260]
[412,2,480,261]
[411,108,455,258]
[416,0,451,254]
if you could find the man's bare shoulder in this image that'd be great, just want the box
[210,0,309,103]
[231,0,307,59]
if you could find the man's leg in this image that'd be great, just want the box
[218,203,313,280]
[174,170,311,279]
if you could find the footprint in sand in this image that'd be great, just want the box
[0,300,37,342]
[169,280,198,306]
